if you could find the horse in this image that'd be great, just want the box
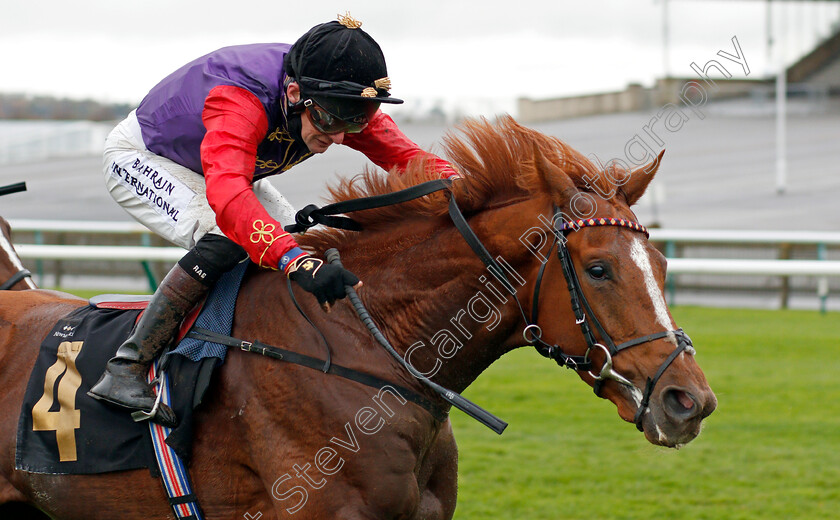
[0,216,36,290]
[0,116,716,519]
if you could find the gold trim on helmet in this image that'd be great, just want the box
[374,77,391,91]
[337,12,362,29]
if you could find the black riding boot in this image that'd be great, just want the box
[88,263,209,426]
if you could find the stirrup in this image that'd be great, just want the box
[131,372,178,428]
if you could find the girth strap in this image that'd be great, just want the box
[169,494,200,506]
[146,360,205,520]
[185,328,449,422]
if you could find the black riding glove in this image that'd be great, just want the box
[287,255,360,307]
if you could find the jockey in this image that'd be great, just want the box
[89,14,458,425]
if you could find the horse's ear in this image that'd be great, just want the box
[621,149,665,206]
[532,143,578,205]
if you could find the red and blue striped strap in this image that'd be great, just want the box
[146,361,205,520]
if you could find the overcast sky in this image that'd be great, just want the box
[2,0,838,116]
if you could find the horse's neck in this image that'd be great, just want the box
[348,199,544,393]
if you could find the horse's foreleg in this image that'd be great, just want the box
[415,419,458,520]
[0,501,51,520]
[0,476,50,519]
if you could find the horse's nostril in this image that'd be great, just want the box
[663,388,699,419]
[675,390,694,410]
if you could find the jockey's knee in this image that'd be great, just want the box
[178,234,248,286]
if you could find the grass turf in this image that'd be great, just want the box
[451,306,840,519]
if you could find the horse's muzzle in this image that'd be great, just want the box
[639,384,717,448]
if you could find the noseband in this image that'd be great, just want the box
[0,268,31,290]
[527,214,695,431]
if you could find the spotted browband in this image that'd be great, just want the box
[560,218,650,238]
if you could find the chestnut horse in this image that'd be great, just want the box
[0,216,36,290]
[0,117,715,519]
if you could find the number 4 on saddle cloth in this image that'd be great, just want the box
[15,262,247,475]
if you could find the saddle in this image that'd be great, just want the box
[15,262,248,476]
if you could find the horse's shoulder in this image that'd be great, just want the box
[30,289,86,302]
[0,289,85,322]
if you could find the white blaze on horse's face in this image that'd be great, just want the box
[628,236,674,331]
[0,231,35,289]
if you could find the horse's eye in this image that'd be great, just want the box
[587,265,607,280]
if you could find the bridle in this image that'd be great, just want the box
[287,179,696,433]
[448,197,696,431]
[0,268,32,290]
[525,213,696,431]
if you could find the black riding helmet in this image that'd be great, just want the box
[284,15,403,124]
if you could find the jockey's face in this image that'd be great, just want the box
[286,82,345,153]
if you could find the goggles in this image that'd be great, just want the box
[303,97,377,135]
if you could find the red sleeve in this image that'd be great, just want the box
[201,85,307,270]
[343,111,459,179]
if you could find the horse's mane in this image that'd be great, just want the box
[299,115,611,250]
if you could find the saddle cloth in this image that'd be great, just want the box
[15,262,247,475]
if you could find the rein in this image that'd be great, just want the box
[288,179,508,434]
[0,182,26,197]
[283,179,694,433]
[285,179,452,233]
[184,327,449,422]
[324,248,507,434]
[0,269,32,290]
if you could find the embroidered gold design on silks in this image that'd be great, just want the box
[259,128,313,175]
[250,219,290,268]
[281,153,311,172]
[374,77,391,91]
[337,12,362,29]
[250,219,277,244]
[300,260,316,271]
[255,158,281,170]
[361,87,377,98]
[267,127,286,141]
